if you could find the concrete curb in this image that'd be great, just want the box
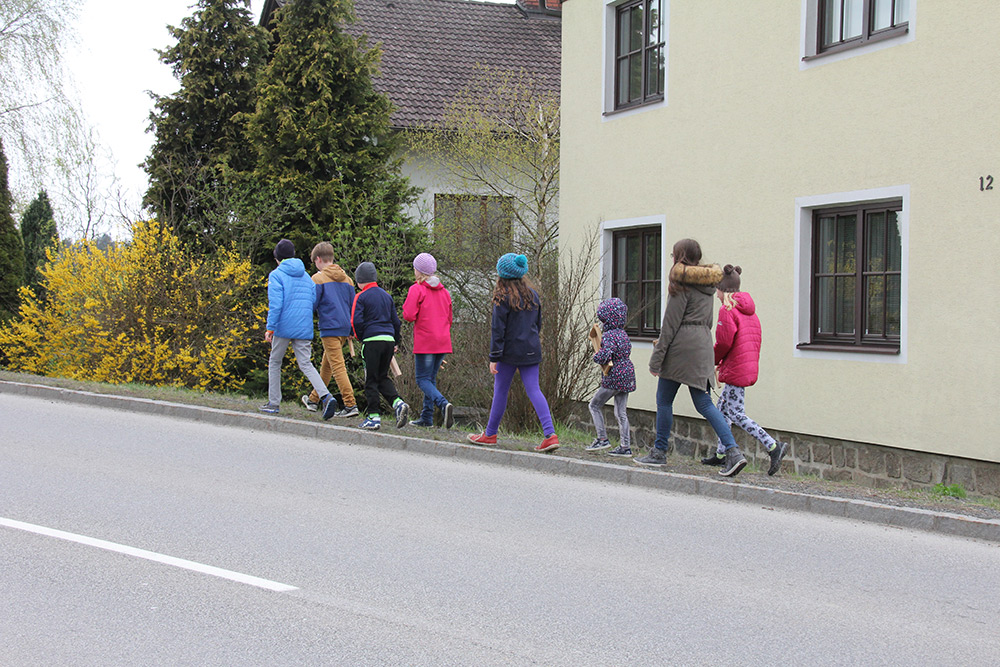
[4,379,999,544]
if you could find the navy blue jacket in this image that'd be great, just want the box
[315,280,355,337]
[351,283,401,344]
[490,289,542,366]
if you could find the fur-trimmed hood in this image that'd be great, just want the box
[669,262,723,286]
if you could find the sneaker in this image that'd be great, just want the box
[321,395,337,421]
[258,402,280,414]
[719,447,747,477]
[585,438,612,452]
[634,447,667,466]
[301,395,319,412]
[701,451,726,466]
[607,445,633,457]
[443,402,455,429]
[359,416,381,430]
[468,432,497,446]
[409,419,433,428]
[535,434,560,453]
[394,401,410,428]
[767,441,788,476]
[333,405,359,418]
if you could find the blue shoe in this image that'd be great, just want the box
[409,419,434,428]
[258,402,280,414]
[585,438,612,452]
[359,416,381,430]
[321,394,338,421]
[394,401,409,428]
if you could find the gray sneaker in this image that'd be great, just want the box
[634,447,667,466]
[585,438,612,452]
[258,402,279,414]
[443,402,455,429]
[334,405,359,418]
[719,447,747,477]
[301,395,319,412]
[767,441,788,476]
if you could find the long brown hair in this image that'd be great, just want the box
[493,276,538,311]
[668,238,702,296]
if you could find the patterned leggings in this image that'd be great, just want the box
[715,384,776,453]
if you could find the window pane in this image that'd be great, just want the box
[836,215,856,273]
[872,0,893,31]
[630,5,644,52]
[836,276,856,334]
[644,231,660,280]
[624,282,640,330]
[895,0,908,24]
[617,58,630,106]
[823,0,840,45]
[865,275,885,336]
[646,0,659,45]
[629,54,642,102]
[618,10,630,57]
[887,211,901,271]
[886,274,901,336]
[656,45,665,94]
[642,282,660,331]
[645,49,659,98]
[615,235,627,282]
[866,212,885,272]
[844,0,863,38]
[817,216,835,273]
[626,234,640,280]
[817,276,836,334]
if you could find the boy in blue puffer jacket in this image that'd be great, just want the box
[260,239,336,417]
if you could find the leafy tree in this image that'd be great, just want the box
[143,0,270,248]
[20,190,59,291]
[0,138,26,321]
[246,0,415,249]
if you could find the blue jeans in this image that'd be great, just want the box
[654,378,735,452]
[414,353,449,424]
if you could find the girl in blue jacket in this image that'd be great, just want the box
[468,253,559,453]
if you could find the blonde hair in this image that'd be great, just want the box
[720,291,738,310]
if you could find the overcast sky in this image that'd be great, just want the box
[67,0,513,216]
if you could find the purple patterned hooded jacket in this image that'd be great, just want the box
[593,298,636,393]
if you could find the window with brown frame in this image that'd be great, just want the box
[818,0,909,55]
[611,227,661,338]
[808,202,901,351]
[433,194,513,269]
[614,0,665,110]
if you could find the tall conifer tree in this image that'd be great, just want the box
[247,0,414,247]
[143,0,268,245]
[0,138,25,321]
[20,190,58,290]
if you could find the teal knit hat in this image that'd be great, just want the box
[496,253,528,279]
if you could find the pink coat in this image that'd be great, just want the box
[714,292,761,387]
[402,277,453,354]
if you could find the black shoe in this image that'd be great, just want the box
[719,447,747,477]
[634,447,667,466]
[701,452,726,466]
[443,402,455,429]
[767,442,788,476]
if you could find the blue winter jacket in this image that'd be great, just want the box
[266,258,317,340]
[351,283,401,344]
[489,289,542,366]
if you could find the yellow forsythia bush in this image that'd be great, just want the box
[0,220,266,391]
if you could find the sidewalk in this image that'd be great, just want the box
[2,376,999,544]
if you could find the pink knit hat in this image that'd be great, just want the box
[413,252,437,275]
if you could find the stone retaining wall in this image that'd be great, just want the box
[571,405,1000,499]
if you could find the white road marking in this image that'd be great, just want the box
[0,517,298,593]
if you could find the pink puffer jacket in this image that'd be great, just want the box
[714,292,761,387]
[402,277,453,354]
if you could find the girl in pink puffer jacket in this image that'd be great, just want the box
[702,265,787,476]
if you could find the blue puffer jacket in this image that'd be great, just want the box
[266,258,317,340]
[490,289,542,366]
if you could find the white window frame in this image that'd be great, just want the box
[602,0,670,120]
[793,185,909,363]
[600,214,667,348]
[800,0,916,69]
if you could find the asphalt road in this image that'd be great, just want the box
[2,392,998,666]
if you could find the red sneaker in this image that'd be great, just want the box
[468,432,497,446]
[535,434,560,452]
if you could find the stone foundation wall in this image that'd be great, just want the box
[569,404,1000,499]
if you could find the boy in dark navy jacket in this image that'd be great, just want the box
[351,262,409,430]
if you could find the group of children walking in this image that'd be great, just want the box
[261,236,786,476]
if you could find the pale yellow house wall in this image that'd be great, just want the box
[561,1,1000,462]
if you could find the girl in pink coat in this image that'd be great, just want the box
[402,253,455,428]
[702,265,787,475]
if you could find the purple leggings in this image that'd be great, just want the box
[486,362,555,437]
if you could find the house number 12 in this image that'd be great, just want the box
[981,175,994,191]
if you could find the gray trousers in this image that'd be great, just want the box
[589,387,630,448]
[268,337,328,406]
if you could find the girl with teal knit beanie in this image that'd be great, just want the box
[468,253,559,452]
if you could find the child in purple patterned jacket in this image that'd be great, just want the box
[586,298,636,457]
